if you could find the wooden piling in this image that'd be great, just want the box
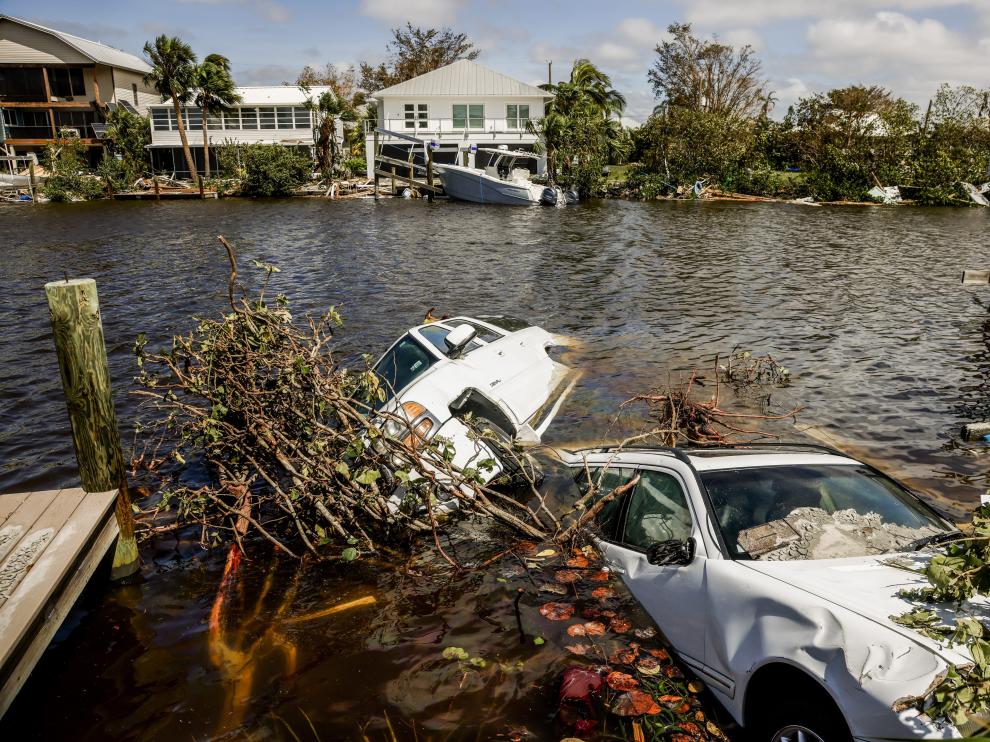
[153,177,160,201]
[391,165,396,195]
[44,279,139,579]
[373,129,380,200]
[28,162,36,204]
[426,148,434,202]
[199,178,205,199]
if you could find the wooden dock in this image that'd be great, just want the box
[0,487,119,716]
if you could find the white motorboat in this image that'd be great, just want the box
[436,148,553,206]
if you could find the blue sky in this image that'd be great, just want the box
[6,0,990,122]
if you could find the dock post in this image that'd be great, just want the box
[199,178,205,199]
[44,279,139,580]
[28,161,36,204]
[153,177,160,201]
[373,129,380,200]
[426,148,434,202]
[391,165,396,195]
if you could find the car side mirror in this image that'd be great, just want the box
[444,324,477,358]
[646,538,695,567]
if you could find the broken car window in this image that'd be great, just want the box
[418,325,483,356]
[701,465,954,560]
[622,470,693,549]
[576,466,636,541]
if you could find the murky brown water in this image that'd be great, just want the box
[2,197,990,739]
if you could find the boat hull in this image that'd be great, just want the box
[437,165,541,205]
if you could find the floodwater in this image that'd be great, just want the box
[1,197,989,739]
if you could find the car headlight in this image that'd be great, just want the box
[381,401,438,450]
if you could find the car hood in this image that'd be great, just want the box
[739,553,989,664]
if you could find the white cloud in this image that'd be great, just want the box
[721,28,764,52]
[680,0,987,28]
[359,0,465,24]
[806,12,990,100]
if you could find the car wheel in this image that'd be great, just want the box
[752,696,851,742]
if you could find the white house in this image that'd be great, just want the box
[0,15,157,161]
[147,85,334,177]
[365,59,552,179]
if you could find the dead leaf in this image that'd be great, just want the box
[581,607,602,619]
[632,720,646,742]
[555,570,581,584]
[659,695,691,713]
[566,555,590,568]
[565,643,592,656]
[539,602,575,621]
[539,583,568,595]
[636,658,661,676]
[633,627,656,639]
[591,587,616,600]
[609,647,638,665]
[609,617,632,634]
[583,621,606,636]
[589,570,610,582]
[647,648,670,661]
[609,689,660,716]
[566,624,587,637]
[535,548,557,558]
[663,664,684,679]
[688,680,705,693]
[605,671,639,691]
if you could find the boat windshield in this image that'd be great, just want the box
[700,464,955,561]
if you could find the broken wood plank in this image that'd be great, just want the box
[962,270,990,285]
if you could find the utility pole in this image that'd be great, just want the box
[547,60,552,86]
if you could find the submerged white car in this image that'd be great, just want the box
[561,444,980,741]
[371,316,574,503]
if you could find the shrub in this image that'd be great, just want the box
[239,144,312,197]
[42,132,105,201]
[344,156,367,176]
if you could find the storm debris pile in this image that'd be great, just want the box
[133,238,556,559]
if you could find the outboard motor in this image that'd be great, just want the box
[564,189,580,205]
[540,187,558,206]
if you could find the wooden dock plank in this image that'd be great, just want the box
[0,489,87,608]
[0,490,61,564]
[0,488,118,717]
[0,491,32,527]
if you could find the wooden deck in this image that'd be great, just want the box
[0,487,119,716]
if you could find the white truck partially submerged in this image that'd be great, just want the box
[370,315,576,506]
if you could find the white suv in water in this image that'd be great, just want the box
[370,316,574,502]
[561,444,978,741]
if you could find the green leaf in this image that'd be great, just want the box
[355,468,381,486]
[533,637,545,646]
[341,547,358,562]
[442,646,469,661]
[335,461,350,478]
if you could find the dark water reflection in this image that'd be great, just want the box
[2,198,990,738]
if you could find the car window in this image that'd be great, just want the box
[418,324,483,356]
[477,315,531,333]
[621,470,693,549]
[373,335,437,400]
[701,465,955,560]
[575,466,636,541]
[459,321,503,343]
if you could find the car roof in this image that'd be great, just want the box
[574,446,861,472]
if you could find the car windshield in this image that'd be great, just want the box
[701,464,955,561]
[418,324,484,356]
[372,334,437,406]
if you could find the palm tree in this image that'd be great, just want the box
[542,59,626,119]
[143,35,198,180]
[527,112,569,184]
[302,87,358,184]
[194,54,240,179]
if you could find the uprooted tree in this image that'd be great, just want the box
[133,237,572,561]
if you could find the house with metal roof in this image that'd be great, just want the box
[0,15,157,160]
[147,85,337,177]
[365,58,552,179]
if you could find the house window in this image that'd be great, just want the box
[151,108,170,131]
[507,104,530,130]
[223,110,241,130]
[241,108,258,129]
[132,83,138,106]
[206,112,223,130]
[0,68,46,102]
[453,104,483,130]
[404,103,427,129]
[276,107,294,129]
[258,107,276,129]
[48,67,86,99]
[293,107,311,128]
[185,106,202,130]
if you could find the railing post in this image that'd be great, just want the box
[426,148,434,202]
[28,161,36,204]
[373,129,379,200]
[45,278,139,580]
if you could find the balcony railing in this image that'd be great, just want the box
[366,117,537,137]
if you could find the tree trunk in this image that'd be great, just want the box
[172,97,198,183]
[202,115,211,179]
